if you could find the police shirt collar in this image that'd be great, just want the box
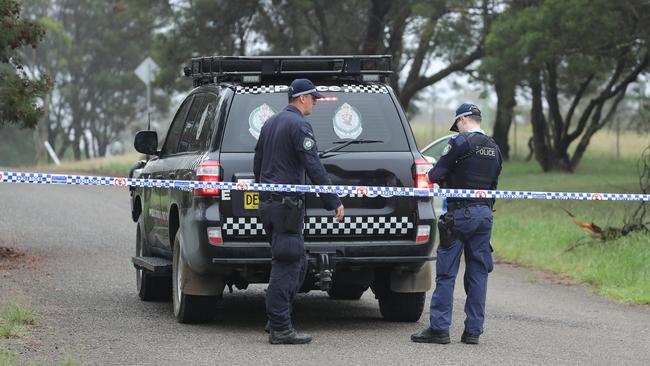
[467,127,486,135]
[286,105,303,116]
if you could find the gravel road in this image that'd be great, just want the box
[1,183,649,365]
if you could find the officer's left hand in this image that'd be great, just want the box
[335,204,345,223]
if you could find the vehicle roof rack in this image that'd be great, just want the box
[184,55,392,87]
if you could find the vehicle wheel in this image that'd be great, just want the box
[327,284,368,300]
[373,271,425,322]
[377,291,425,322]
[136,224,172,301]
[172,232,218,324]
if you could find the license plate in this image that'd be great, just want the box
[244,192,259,210]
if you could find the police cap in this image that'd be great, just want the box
[289,79,324,99]
[451,103,481,132]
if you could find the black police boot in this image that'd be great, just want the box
[269,328,312,345]
[264,320,270,333]
[461,331,480,345]
[410,327,450,344]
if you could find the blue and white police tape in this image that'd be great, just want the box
[1,170,649,202]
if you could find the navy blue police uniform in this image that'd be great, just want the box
[253,86,341,337]
[412,103,502,344]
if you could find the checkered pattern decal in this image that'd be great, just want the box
[342,84,389,93]
[223,217,266,236]
[305,216,412,235]
[222,216,414,237]
[234,84,389,95]
[235,85,289,94]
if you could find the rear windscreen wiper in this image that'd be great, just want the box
[318,139,384,158]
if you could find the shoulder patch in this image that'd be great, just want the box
[303,137,315,151]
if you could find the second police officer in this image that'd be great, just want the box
[254,78,345,345]
[411,103,502,345]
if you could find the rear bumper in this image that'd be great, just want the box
[205,239,434,271]
[211,256,434,265]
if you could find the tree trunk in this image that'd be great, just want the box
[492,76,517,160]
[529,72,551,171]
[72,122,82,160]
[312,0,331,54]
[361,0,392,55]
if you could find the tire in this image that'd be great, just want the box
[373,271,425,322]
[136,224,172,301]
[377,291,425,322]
[327,284,368,300]
[172,232,218,324]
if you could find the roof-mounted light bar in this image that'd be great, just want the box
[184,55,392,87]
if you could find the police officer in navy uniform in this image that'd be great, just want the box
[411,103,502,345]
[254,78,345,345]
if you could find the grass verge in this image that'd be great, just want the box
[493,156,650,304]
[0,346,16,366]
[30,152,144,177]
[0,304,36,339]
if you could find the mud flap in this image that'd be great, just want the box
[177,231,226,297]
[389,261,432,293]
[180,265,226,297]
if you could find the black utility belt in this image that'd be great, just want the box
[447,201,492,211]
[263,193,304,203]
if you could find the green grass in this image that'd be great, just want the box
[0,304,36,339]
[31,152,144,177]
[493,156,650,304]
[62,355,81,366]
[0,346,16,366]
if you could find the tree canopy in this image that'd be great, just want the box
[22,0,170,159]
[0,0,50,129]
[3,0,647,171]
[484,0,649,171]
[154,0,495,113]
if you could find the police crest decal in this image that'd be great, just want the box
[248,103,275,140]
[332,103,363,140]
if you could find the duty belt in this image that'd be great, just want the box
[447,200,492,211]
[263,192,304,203]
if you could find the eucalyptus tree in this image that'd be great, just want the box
[485,0,649,171]
[0,0,50,129]
[21,0,171,159]
[156,0,500,114]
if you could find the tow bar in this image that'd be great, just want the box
[313,253,333,291]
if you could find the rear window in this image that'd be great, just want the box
[221,86,410,153]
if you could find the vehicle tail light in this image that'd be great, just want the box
[415,225,431,244]
[414,158,433,189]
[194,160,221,196]
[207,227,223,245]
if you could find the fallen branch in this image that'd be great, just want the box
[563,145,649,252]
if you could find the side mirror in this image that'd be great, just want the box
[134,131,159,156]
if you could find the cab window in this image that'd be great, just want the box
[162,96,193,155]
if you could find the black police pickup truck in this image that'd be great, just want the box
[130,56,436,323]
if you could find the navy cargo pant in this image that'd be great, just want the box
[259,200,307,332]
[429,205,494,336]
